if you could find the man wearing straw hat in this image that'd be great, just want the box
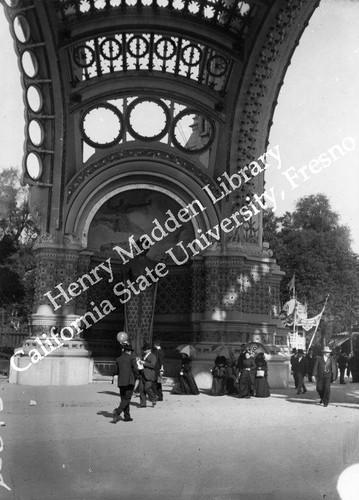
[312,346,338,407]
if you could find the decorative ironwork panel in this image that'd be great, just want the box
[57,0,257,37]
[155,265,192,314]
[125,282,157,351]
[204,257,275,315]
[79,97,215,165]
[68,33,234,93]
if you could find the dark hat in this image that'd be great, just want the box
[142,341,152,351]
[123,343,134,351]
[153,339,161,346]
[292,348,297,353]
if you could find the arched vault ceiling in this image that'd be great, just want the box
[2,0,319,236]
[3,0,320,117]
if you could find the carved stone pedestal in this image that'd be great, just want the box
[9,341,93,386]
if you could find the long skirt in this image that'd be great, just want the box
[172,372,199,395]
[210,376,226,396]
[255,376,270,398]
[238,370,254,397]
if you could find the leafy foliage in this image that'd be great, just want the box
[263,194,359,343]
[0,168,39,321]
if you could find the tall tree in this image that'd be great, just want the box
[0,167,39,319]
[263,194,359,344]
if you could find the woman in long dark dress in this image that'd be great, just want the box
[210,356,227,396]
[237,350,256,398]
[172,353,199,395]
[226,359,239,395]
[254,352,270,398]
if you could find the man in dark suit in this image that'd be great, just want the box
[305,349,316,382]
[138,341,158,408]
[312,346,338,407]
[337,350,348,384]
[112,343,139,423]
[296,349,307,395]
[290,348,298,389]
[152,339,165,401]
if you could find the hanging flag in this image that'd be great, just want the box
[308,295,330,350]
[297,311,323,331]
[280,298,296,321]
[288,274,295,296]
[280,299,307,326]
[295,302,308,321]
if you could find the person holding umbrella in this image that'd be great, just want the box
[172,345,199,395]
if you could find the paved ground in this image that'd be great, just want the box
[1,378,358,500]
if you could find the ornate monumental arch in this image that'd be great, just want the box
[4,0,320,384]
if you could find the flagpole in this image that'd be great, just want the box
[293,288,297,348]
[308,294,329,351]
[288,274,296,348]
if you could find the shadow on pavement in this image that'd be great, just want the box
[97,390,119,396]
[271,382,359,409]
[97,410,114,421]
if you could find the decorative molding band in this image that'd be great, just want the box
[66,147,221,202]
[235,0,320,167]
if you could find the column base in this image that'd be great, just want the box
[9,342,93,386]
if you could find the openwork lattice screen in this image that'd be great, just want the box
[68,33,234,92]
[57,0,255,37]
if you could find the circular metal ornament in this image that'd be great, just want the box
[28,119,45,147]
[81,103,124,149]
[99,38,122,61]
[206,55,228,77]
[171,109,214,154]
[180,43,203,67]
[127,35,149,58]
[21,50,39,78]
[26,85,43,113]
[154,37,176,61]
[13,15,31,44]
[26,151,42,180]
[126,98,170,142]
[73,45,95,68]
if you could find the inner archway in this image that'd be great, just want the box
[84,188,196,360]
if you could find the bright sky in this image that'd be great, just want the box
[267,0,359,253]
[0,0,358,252]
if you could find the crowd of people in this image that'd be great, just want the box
[209,350,270,399]
[290,346,359,407]
[112,338,165,423]
[111,339,272,422]
[172,347,271,399]
[111,334,359,421]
